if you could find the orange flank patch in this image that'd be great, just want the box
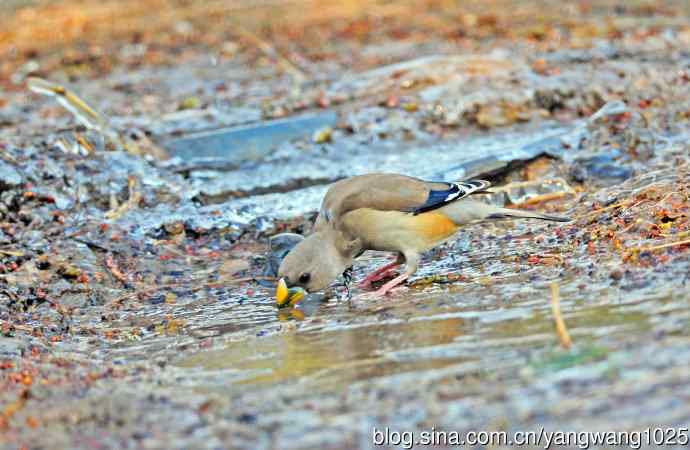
[413,212,458,243]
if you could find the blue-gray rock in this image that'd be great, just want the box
[0,160,22,190]
[264,232,304,278]
[164,111,337,165]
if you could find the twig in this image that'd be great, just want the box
[0,389,30,431]
[639,238,690,252]
[409,273,467,287]
[619,218,641,234]
[536,253,564,261]
[654,191,685,206]
[0,320,33,333]
[73,131,96,155]
[513,192,570,207]
[583,187,685,220]
[104,254,129,286]
[622,199,658,214]
[660,230,690,239]
[104,176,142,221]
[26,77,129,152]
[549,282,572,349]
[27,77,107,130]
[583,201,629,217]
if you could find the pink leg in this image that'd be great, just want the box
[374,273,410,296]
[357,258,402,288]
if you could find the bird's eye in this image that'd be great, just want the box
[299,273,311,284]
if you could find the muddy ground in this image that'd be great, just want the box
[1,1,690,449]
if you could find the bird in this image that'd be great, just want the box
[275,173,569,307]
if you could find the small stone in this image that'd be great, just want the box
[0,337,25,357]
[218,259,250,278]
[312,126,333,144]
[178,96,201,110]
[265,233,304,277]
[58,264,82,279]
[0,160,22,191]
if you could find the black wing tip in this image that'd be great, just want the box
[486,212,572,222]
[534,213,572,222]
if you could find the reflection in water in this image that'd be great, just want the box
[179,314,470,387]
[177,284,664,392]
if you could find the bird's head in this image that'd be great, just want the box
[275,230,359,308]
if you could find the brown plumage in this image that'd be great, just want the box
[276,173,569,306]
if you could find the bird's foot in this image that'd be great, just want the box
[373,273,409,296]
[341,267,354,301]
[358,270,399,289]
[357,260,401,289]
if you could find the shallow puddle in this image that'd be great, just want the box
[174,276,677,395]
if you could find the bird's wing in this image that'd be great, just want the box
[410,179,492,215]
[319,173,491,225]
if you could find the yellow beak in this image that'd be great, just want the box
[275,278,306,308]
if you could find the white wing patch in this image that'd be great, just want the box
[444,188,463,202]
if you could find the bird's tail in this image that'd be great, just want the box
[486,207,570,222]
[441,199,570,224]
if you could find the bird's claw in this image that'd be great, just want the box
[356,279,372,289]
[373,273,409,296]
[357,260,402,289]
[341,267,354,302]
